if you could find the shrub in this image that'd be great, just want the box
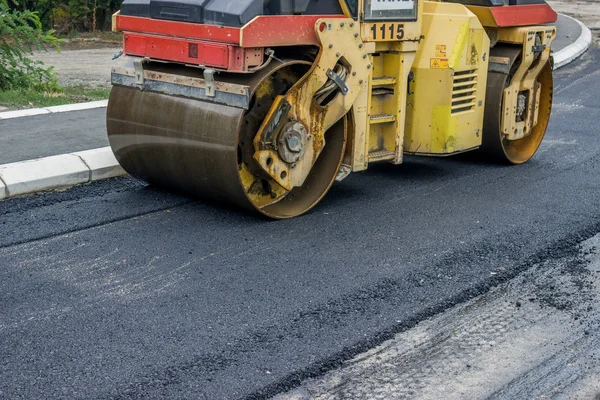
[0,0,61,91]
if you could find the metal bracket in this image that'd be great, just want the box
[133,58,145,86]
[407,70,415,95]
[335,164,352,182]
[204,69,216,97]
[488,56,511,75]
[326,68,349,95]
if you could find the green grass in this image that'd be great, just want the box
[0,86,111,110]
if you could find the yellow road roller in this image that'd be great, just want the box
[107,0,557,218]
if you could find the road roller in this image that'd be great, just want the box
[107,0,557,218]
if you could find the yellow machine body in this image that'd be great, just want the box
[404,1,490,156]
[108,0,557,218]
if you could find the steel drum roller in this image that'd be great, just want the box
[107,60,347,218]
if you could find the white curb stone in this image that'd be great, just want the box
[44,100,109,114]
[554,14,593,70]
[0,177,7,200]
[0,154,90,197]
[0,100,108,120]
[0,147,127,199]
[73,147,126,181]
[0,108,51,119]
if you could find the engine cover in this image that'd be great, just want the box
[120,0,343,27]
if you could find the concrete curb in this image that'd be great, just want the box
[553,14,593,69]
[0,147,125,200]
[0,100,108,120]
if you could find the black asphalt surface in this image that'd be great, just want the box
[0,107,108,164]
[552,14,582,52]
[1,48,600,399]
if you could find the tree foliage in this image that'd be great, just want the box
[8,0,122,33]
[1,0,61,90]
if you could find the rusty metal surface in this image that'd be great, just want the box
[110,71,251,109]
[252,18,369,191]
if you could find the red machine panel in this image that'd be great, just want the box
[123,32,264,71]
[116,14,345,48]
[491,4,557,27]
[124,33,229,67]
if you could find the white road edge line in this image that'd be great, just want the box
[0,100,108,120]
[0,147,126,200]
[553,14,593,70]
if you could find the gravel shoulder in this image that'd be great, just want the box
[31,47,123,88]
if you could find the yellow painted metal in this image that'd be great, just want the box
[108,0,558,218]
[338,0,353,18]
[350,70,371,171]
[112,11,120,32]
[464,6,498,28]
[253,18,371,190]
[333,0,423,170]
[497,26,556,141]
[404,1,490,155]
[499,61,553,164]
[365,51,416,165]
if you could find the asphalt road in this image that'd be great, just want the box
[276,234,600,399]
[0,107,109,164]
[1,48,600,400]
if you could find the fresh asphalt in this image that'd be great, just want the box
[1,49,599,399]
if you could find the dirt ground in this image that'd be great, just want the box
[32,45,124,88]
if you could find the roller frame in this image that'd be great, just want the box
[252,17,371,191]
[496,26,556,141]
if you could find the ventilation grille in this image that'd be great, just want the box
[451,69,478,115]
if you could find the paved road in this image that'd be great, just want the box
[1,49,599,399]
[276,234,600,399]
[552,14,583,53]
[0,107,108,164]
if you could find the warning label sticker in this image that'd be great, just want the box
[430,58,449,69]
[435,44,447,57]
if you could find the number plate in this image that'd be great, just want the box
[368,23,405,41]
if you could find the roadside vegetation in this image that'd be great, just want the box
[1,0,120,110]
[0,85,110,108]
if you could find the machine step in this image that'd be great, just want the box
[369,113,396,124]
[372,76,396,86]
[372,87,395,96]
[368,150,395,161]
